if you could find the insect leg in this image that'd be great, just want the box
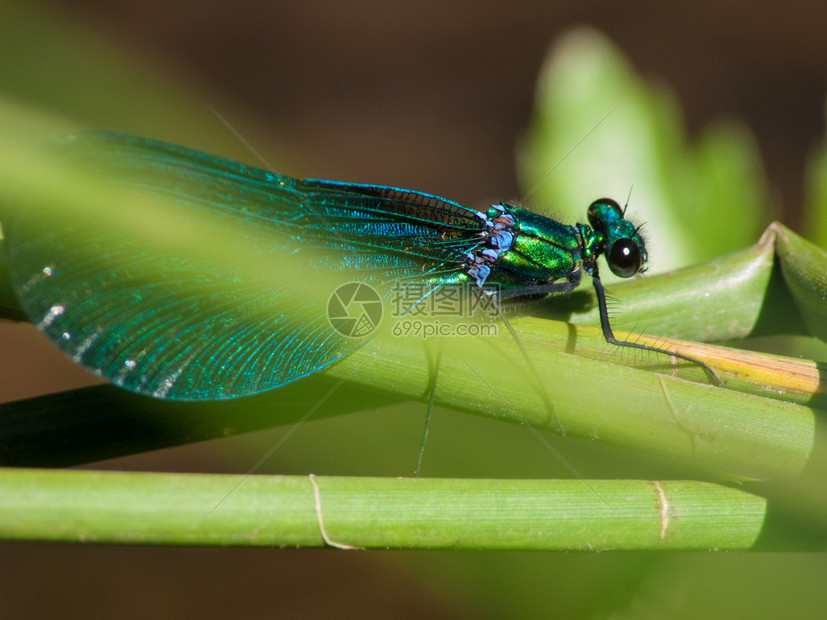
[591,275,724,386]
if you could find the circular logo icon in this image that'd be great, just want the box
[327,282,382,338]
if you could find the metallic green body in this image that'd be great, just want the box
[495,207,582,283]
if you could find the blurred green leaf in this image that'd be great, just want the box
[518,28,770,271]
[0,1,290,171]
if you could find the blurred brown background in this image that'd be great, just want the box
[29,1,827,222]
[3,1,827,618]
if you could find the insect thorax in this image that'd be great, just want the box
[464,204,585,289]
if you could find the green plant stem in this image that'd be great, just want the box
[329,320,816,480]
[0,468,766,550]
[0,317,816,478]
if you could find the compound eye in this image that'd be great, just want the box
[607,238,642,277]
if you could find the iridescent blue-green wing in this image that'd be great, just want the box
[6,133,483,400]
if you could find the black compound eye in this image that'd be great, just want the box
[607,238,642,278]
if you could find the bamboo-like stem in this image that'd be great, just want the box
[0,468,766,550]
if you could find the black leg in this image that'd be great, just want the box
[591,275,724,386]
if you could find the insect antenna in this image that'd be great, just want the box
[622,185,634,216]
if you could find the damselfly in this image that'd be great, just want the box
[5,132,720,400]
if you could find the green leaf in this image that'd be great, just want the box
[518,28,770,270]
[2,297,819,480]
